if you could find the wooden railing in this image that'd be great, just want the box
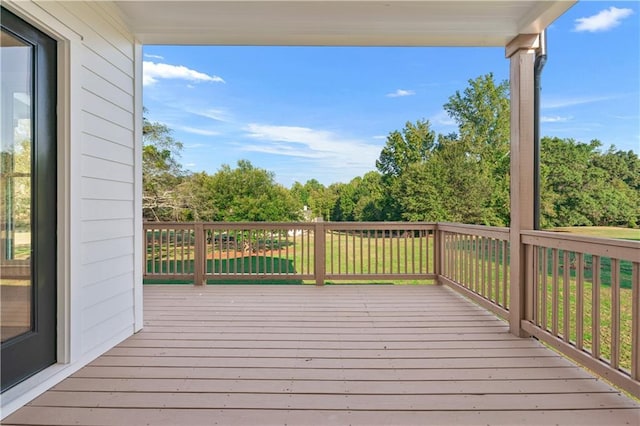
[436,223,510,319]
[520,230,639,397]
[144,221,436,285]
[143,221,639,397]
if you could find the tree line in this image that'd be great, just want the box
[143,74,639,228]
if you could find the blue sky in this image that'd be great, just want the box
[143,2,639,186]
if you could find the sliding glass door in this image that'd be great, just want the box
[1,7,57,391]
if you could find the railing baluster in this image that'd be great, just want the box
[353,230,357,275]
[360,230,364,274]
[632,261,639,380]
[593,255,601,360]
[456,234,461,283]
[328,229,333,275]
[576,252,584,350]
[563,250,570,342]
[397,230,401,274]
[149,227,155,275]
[470,235,478,296]
[404,230,408,274]
[367,230,372,275]
[314,222,325,286]
[525,243,535,322]
[340,230,344,275]
[552,248,559,336]
[541,247,548,330]
[462,235,467,287]
[375,229,379,275]
[193,223,204,286]
[611,258,620,370]
[502,240,508,309]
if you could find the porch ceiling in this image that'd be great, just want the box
[113,1,576,46]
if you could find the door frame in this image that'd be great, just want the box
[0,1,77,410]
[1,6,58,392]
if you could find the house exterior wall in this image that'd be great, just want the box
[1,0,140,417]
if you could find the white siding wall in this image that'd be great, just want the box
[43,0,136,356]
[1,0,139,416]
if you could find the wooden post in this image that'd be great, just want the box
[506,34,539,337]
[433,226,441,284]
[632,261,639,381]
[194,222,205,286]
[314,220,325,286]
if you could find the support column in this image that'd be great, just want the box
[506,34,539,337]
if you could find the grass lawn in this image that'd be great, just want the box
[551,226,640,241]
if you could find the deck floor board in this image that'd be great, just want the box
[5,284,639,425]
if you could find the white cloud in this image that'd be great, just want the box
[242,123,381,169]
[186,108,232,123]
[372,135,387,140]
[431,110,456,126]
[540,115,572,123]
[143,61,225,86]
[177,126,220,136]
[386,89,415,98]
[574,7,634,32]
[542,95,619,109]
[144,53,164,60]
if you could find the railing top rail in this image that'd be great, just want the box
[143,222,317,229]
[437,222,510,240]
[521,230,640,261]
[324,222,436,230]
[143,222,195,229]
[201,222,317,230]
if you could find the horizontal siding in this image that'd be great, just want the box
[82,111,134,148]
[81,237,134,266]
[37,0,139,361]
[81,255,135,287]
[82,291,134,331]
[82,66,133,114]
[82,90,133,130]
[82,134,133,164]
[61,1,134,61]
[81,219,134,243]
[82,272,134,308]
[81,177,134,201]
[82,47,134,94]
[81,307,134,355]
[81,155,134,183]
[37,1,134,72]
[81,200,133,221]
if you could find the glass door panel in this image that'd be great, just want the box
[1,29,33,343]
[1,6,57,392]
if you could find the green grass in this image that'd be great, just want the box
[551,226,640,241]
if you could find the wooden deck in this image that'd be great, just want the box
[4,284,640,425]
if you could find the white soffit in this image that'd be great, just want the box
[112,1,576,46]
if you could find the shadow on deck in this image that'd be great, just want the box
[5,284,639,425]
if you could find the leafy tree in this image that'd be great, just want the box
[443,73,511,225]
[290,179,336,220]
[540,137,640,228]
[353,171,388,221]
[376,119,437,220]
[395,136,491,223]
[1,138,31,230]
[142,112,186,221]
[376,119,436,179]
[183,160,301,222]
